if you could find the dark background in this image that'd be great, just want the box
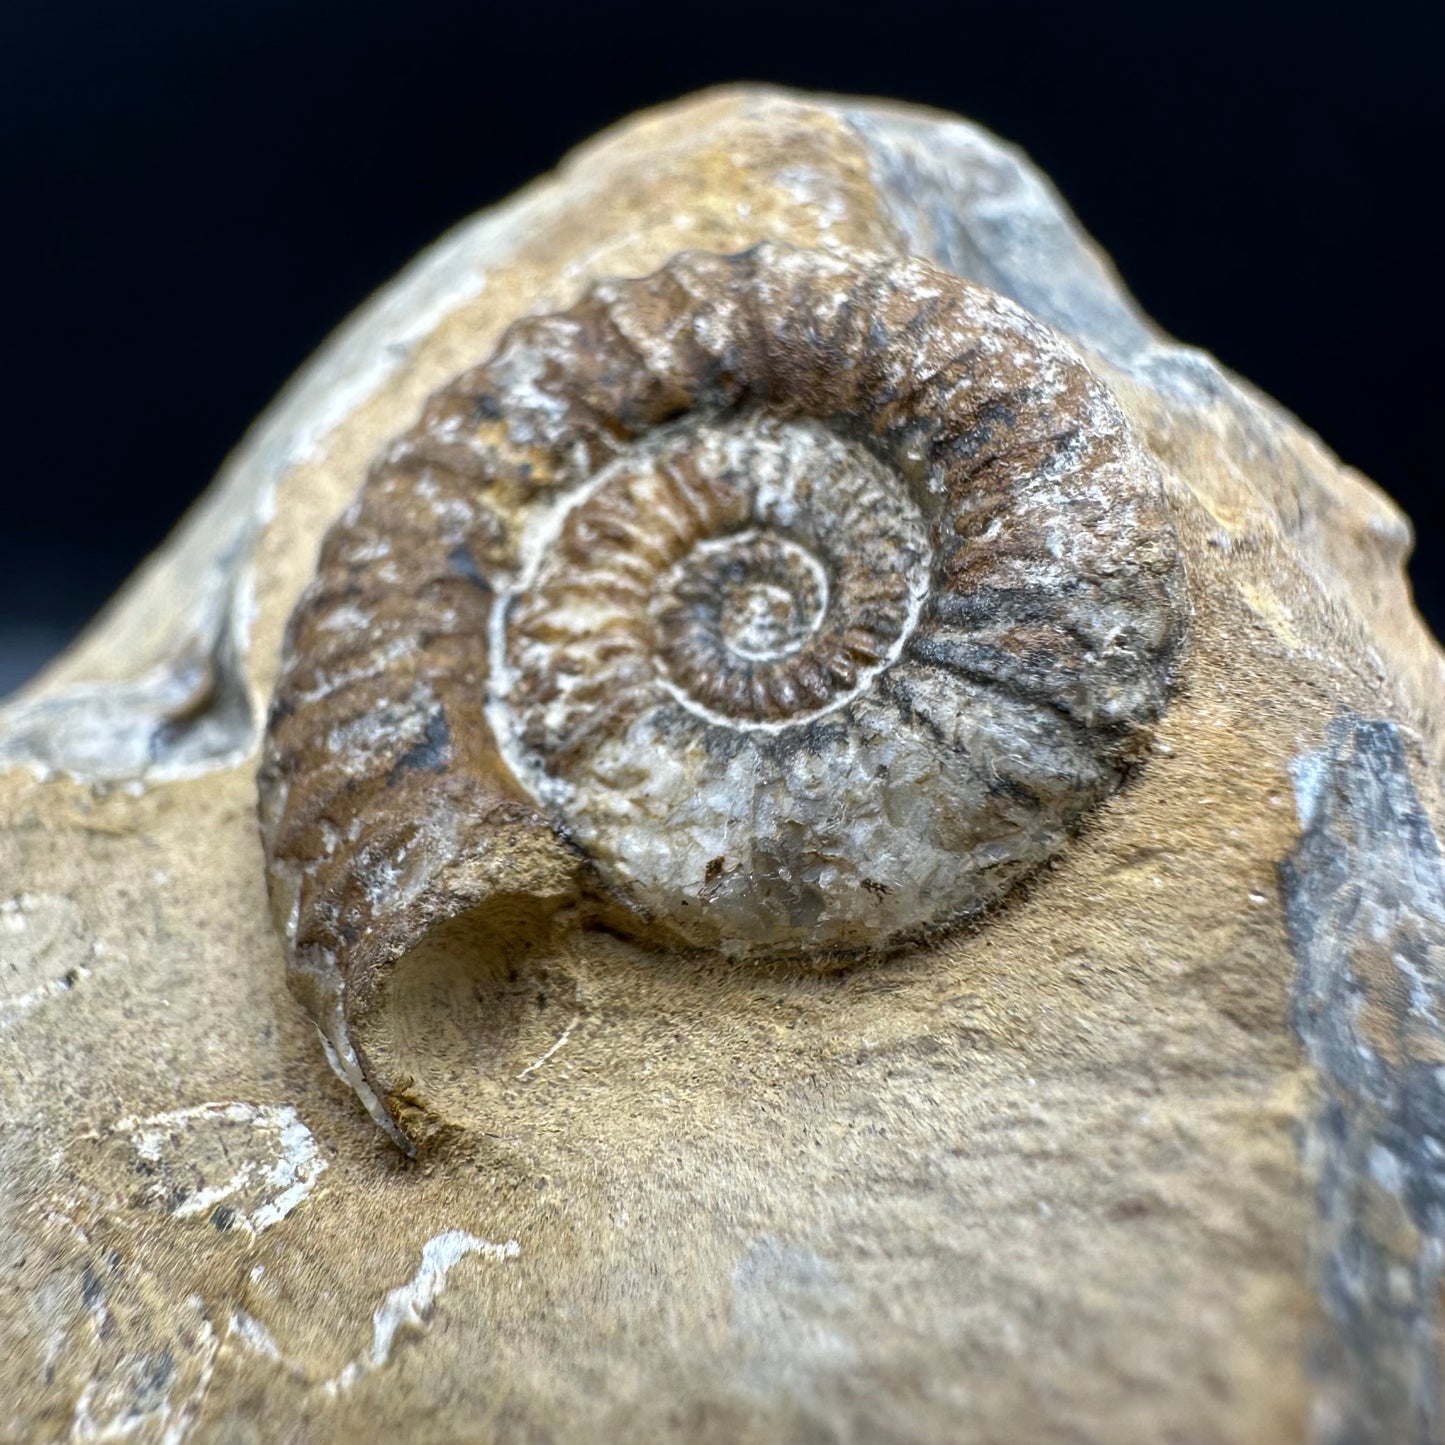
[1,2,1440,697]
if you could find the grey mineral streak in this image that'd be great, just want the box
[1284,717,1445,1445]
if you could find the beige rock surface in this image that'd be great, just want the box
[2,87,1443,1444]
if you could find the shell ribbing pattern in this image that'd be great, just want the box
[261,241,1187,975]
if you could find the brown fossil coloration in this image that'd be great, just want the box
[2,88,1443,1445]
[259,244,1187,1146]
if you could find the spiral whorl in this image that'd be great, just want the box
[259,241,1186,1099]
[502,415,929,738]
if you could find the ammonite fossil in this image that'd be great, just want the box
[257,242,1186,1147]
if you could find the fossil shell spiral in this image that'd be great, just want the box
[258,241,1186,1144]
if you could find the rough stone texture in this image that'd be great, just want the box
[1,86,1443,1443]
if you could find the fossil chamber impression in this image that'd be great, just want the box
[257,241,1188,1147]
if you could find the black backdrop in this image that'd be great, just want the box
[2,1,1440,695]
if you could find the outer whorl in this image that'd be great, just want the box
[258,242,1186,1147]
